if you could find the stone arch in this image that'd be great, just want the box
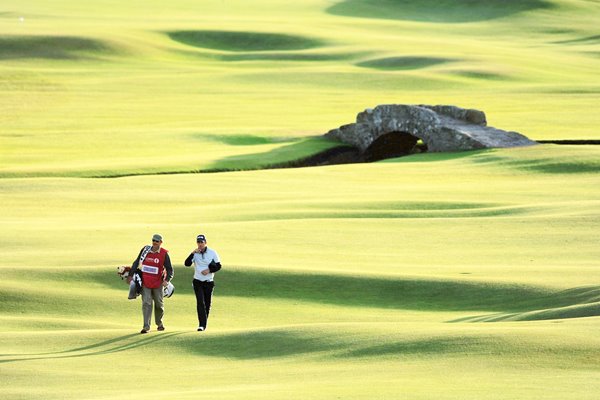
[324,104,537,156]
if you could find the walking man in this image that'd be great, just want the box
[184,234,222,332]
[131,233,174,334]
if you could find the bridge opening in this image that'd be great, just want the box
[363,131,425,162]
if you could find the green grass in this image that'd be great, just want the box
[356,56,456,70]
[0,35,117,59]
[167,30,325,52]
[1,0,600,399]
[1,0,600,178]
[2,144,600,398]
[327,0,555,22]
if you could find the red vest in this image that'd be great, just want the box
[140,247,168,289]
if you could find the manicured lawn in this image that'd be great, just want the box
[1,1,599,398]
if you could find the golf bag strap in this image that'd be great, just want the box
[139,245,151,265]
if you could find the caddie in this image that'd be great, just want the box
[130,233,174,334]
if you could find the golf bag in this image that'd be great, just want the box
[128,270,143,300]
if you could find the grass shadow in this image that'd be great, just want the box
[356,56,456,70]
[219,52,358,62]
[337,336,488,358]
[203,136,341,172]
[168,329,337,359]
[452,287,600,322]
[466,146,600,174]
[327,0,554,23]
[167,30,324,52]
[449,70,513,80]
[191,133,297,146]
[380,149,492,163]
[0,332,183,364]
[0,35,116,60]
[28,267,600,318]
[553,34,600,45]
[216,269,600,314]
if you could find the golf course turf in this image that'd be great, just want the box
[1,0,599,398]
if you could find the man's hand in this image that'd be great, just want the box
[162,281,169,287]
[201,269,210,275]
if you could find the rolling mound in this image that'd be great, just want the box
[554,34,600,45]
[455,302,600,322]
[167,30,323,52]
[449,69,512,80]
[0,35,115,60]
[356,56,455,70]
[327,0,554,23]
[9,265,600,324]
[467,145,600,174]
[219,51,356,62]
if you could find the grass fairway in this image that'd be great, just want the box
[1,0,600,399]
[2,145,600,399]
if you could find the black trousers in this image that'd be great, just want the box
[193,279,215,329]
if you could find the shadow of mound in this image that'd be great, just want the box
[468,146,600,174]
[218,52,359,62]
[553,34,600,45]
[201,137,346,172]
[165,328,338,359]
[339,336,489,358]
[217,269,600,314]
[167,30,324,52]
[193,133,294,146]
[452,287,600,322]
[80,267,600,316]
[160,328,503,360]
[0,35,116,60]
[449,69,512,80]
[6,267,600,326]
[356,56,455,70]
[453,302,600,322]
[327,0,554,23]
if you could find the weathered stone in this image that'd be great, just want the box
[324,104,537,156]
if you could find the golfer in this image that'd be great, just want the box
[184,234,222,332]
[131,234,174,334]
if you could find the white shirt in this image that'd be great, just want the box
[192,247,220,281]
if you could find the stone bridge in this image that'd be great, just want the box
[324,104,537,161]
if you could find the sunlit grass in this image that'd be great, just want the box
[1,1,600,399]
[1,0,600,177]
[1,147,600,399]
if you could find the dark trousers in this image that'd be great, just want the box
[193,279,215,329]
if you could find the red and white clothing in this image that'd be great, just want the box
[132,246,173,288]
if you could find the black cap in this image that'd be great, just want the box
[196,234,206,243]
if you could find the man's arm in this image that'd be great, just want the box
[184,253,194,267]
[164,253,174,282]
